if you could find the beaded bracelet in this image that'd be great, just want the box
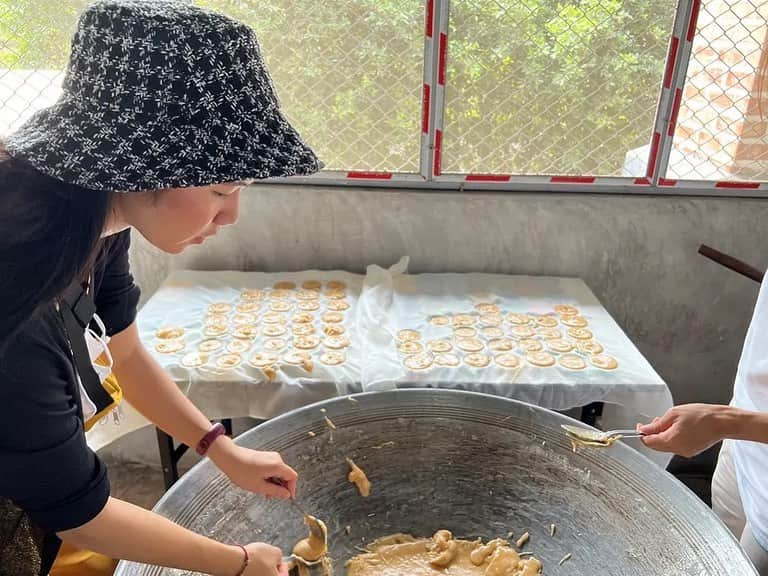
[233,544,249,576]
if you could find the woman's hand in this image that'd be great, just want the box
[59,498,291,576]
[637,404,729,457]
[240,542,289,576]
[209,437,298,499]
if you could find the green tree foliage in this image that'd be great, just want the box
[443,0,673,174]
[0,1,88,68]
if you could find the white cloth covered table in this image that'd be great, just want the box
[360,264,670,417]
[89,261,672,466]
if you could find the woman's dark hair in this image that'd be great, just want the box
[0,146,113,347]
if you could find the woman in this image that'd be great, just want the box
[0,1,319,575]
[639,288,768,574]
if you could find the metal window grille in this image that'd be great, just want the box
[2,0,768,194]
[669,0,768,181]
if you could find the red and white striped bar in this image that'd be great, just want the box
[656,178,768,192]
[438,173,656,191]
[436,173,768,195]
[651,0,701,184]
[429,0,449,178]
[341,171,423,183]
[264,170,768,196]
[419,0,437,180]
[261,170,424,187]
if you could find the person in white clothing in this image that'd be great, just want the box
[638,277,768,575]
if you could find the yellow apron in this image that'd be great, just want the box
[52,364,123,576]
[50,541,118,576]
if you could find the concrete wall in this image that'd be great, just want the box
[129,185,768,406]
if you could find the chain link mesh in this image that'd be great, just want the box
[670,0,768,180]
[7,1,766,181]
[441,0,678,177]
[0,1,425,172]
[0,1,87,136]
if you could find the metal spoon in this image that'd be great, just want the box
[561,424,646,445]
[266,477,327,543]
[282,554,324,567]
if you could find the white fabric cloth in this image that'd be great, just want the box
[79,312,114,421]
[732,272,768,553]
[361,265,669,412]
[713,440,768,574]
[137,269,366,391]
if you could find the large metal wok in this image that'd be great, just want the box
[116,389,756,575]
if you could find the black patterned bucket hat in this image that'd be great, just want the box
[5,0,320,192]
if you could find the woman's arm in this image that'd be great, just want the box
[638,404,768,457]
[59,497,286,576]
[109,323,297,498]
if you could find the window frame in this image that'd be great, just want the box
[264,0,768,197]
[4,0,765,196]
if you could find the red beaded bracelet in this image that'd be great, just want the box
[196,422,227,456]
[233,544,249,576]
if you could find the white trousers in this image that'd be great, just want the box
[711,440,768,575]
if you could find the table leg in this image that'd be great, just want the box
[580,402,604,427]
[155,427,179,490]
[155,419,237,491]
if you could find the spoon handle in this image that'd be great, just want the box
[607,429,646,437]
[283,555,322,567]
[267,477,309,516]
